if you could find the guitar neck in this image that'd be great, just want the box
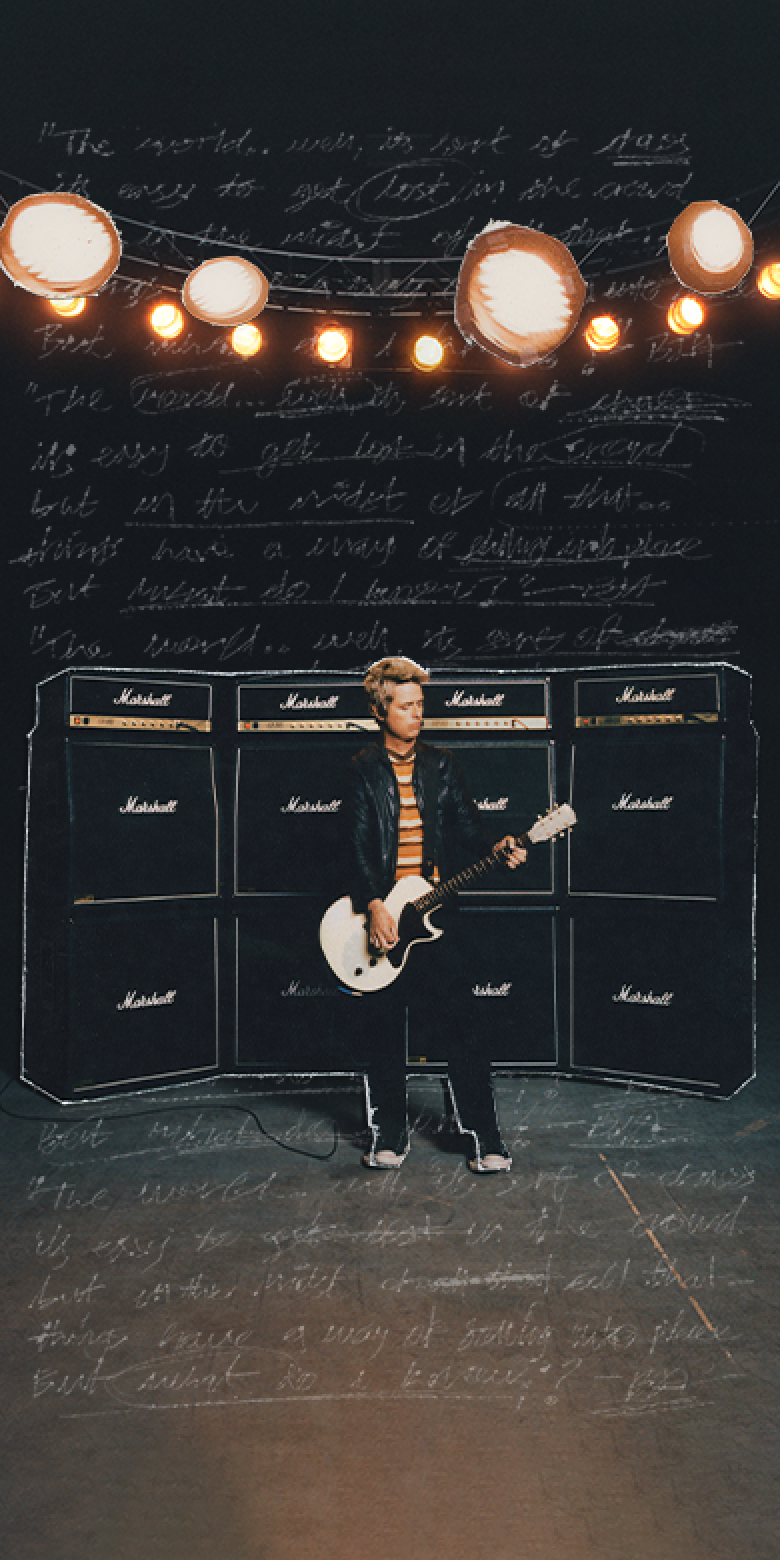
[413,831,531,915]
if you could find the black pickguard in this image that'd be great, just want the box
[388,902,438,970]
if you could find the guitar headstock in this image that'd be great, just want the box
[527,803,577,844]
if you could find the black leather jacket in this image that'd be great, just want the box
[345,739,491,911]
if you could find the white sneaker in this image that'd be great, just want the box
[363,1146,409,1169]
[468,1150,511,1174]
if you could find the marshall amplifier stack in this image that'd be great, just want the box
[234,678,371,1076]
[402,676,558,1075]
[565,669,755,1097]
[21,664,756,1102]
[23,673,224,1099]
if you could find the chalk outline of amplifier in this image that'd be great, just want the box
[405,912,559,1069]
[565,736,723,903]
[68,740,220,905]
[68,916,222,1095]
[567,920,720,1091]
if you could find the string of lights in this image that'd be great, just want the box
[0,177,778,369]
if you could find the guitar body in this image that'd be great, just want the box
[319,875,443,994]
[319,804,576,994]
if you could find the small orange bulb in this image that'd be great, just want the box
[49,296,86,317]
[413,334,444,370]
[757,262,780,300]
[667,296,704,335]
[230,323,263,356]
[316,326,350,365]
[150,302,184,339]
[584,315,620,352]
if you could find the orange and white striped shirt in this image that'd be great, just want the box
[389,751,438,882]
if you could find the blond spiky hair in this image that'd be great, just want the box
[363,656,430,721]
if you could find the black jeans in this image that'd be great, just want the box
[362,908,506,1158]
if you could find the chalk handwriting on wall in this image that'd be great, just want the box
[2,120,761,675]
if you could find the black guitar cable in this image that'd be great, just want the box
[0,1074,341,1161]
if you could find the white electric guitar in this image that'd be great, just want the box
[319,803,576,994]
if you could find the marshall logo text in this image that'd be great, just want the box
[114,688,173,707]
[612,793,674,812]
[117,990,177,1011]
[120,797,179,815]
[445,691,505,708]
[613,985,674,1007]
[280,693,339,711]
[281,981,332,998]
[280,797,342,814]
[615,685,675,705]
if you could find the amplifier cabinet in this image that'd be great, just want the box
[68,742,218,904]
[23,670,225,1100]
[567,903,753,1097]
[68,672,214,731]
[235,679,370,902]
[562,664,755,1096]
[406,908,558,1070]
[234,737,364,900]
[568,730,723,901]
[28,673,222,911]
[573,670,722,727]
[421,676,549,730]
[234,901,355,1075]
[426,678,553,898]
[442,738,557,897]
[22,910,220,1099]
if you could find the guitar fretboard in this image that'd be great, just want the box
[413,833,531,914]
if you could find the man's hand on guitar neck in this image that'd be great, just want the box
[493,834,528,869]
[368,898,399,952]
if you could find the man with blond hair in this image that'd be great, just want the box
[345,657,526,1172]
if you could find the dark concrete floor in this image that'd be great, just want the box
[2,995,779,1560]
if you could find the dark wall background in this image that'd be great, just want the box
[2,1,778,1073]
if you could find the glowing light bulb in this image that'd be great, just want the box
[230,323,263,356]
[413,334,444,370]
[757,262,780,300]
[0,192,121,297]
[667,296,704,335]
[679,296,704,327]
[49,296,86,317]
[584,315,620,352]
[151,302,184,339]
[474,249,570,338]
[183,257,269,325]
[455,222,585,366]
[667,201,753,294]
[316,327,350,365]
[690,208,744,272]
